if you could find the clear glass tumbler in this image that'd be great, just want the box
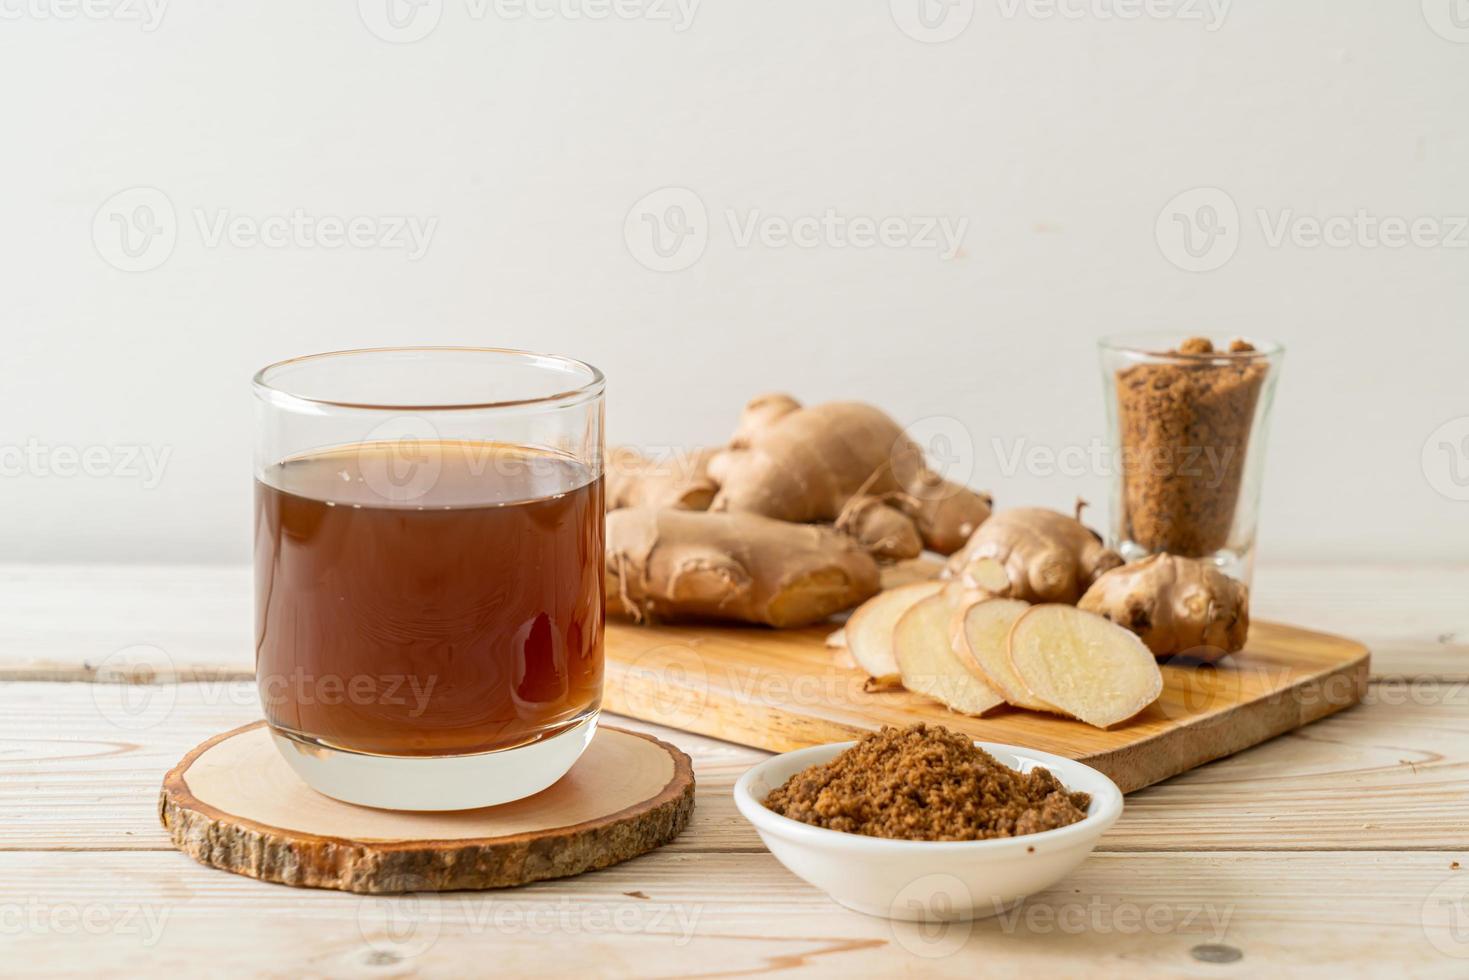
[1099,333,1283,585]
[252,348,605,810]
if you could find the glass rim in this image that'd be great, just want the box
[1097,332,1284,361]
[252,346,606,412]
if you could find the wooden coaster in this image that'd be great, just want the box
[159,721,694,894]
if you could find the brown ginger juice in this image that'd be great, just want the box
[254,440,603,757]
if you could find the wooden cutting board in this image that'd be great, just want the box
[604,618,1369,793]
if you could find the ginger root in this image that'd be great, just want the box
[606,508,880,629]
[1078,553,1249,661]
[708,396,993,557]
[837,495,925,561]
[946,505,1122,604]
[606,446,719,511]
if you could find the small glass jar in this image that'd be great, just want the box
[1098,334,1283,584]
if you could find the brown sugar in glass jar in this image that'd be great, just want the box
[1099,334,1283,584]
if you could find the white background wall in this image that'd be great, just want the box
[3,1,1467,563]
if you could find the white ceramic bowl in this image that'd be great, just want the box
[733,740,1122,921]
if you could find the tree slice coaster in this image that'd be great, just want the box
[159,721,694,894]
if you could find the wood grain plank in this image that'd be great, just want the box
[1253,563,1469,680]
[0,564,252,682]
[0,850,1463,977]
[3,681,1468,855]
[4,562,1466,682]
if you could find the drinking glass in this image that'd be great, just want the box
[252,348,605,810]
[1098,333,1283,585]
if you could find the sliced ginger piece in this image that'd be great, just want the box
[951,598,1056,713]
[879,556,945,591]
[894,592,1005,716]
[1007,604,1162,729]
[845,581,944,681]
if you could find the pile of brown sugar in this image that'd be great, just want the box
[1115,336,1269,557]
[763,724,1091,841]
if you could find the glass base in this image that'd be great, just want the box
[1116,539,1255,586]
[268,711,599,811]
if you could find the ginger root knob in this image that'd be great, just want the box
[1078,553,1250,661]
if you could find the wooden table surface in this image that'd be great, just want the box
[3,562,1467,977]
